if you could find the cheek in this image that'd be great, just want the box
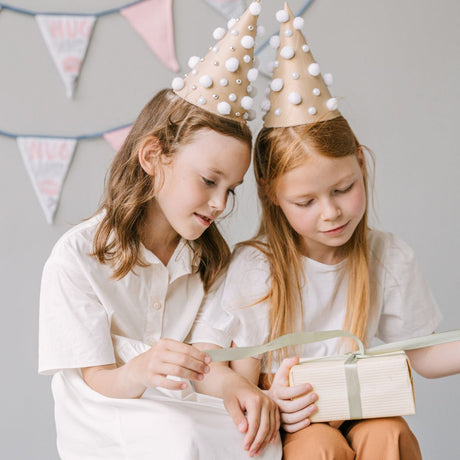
[348,183,367,216]
[282,205,316,234]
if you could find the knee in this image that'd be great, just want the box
[284,424,355,460]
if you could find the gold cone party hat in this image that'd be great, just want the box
[262,2,340,128]
[171,1,262,122]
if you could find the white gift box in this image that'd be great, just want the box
[289,351,416,422]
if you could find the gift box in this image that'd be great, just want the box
[289,351,416,422]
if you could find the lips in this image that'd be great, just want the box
[194,213,214,226]
[321,222,349,235]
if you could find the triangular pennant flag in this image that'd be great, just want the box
[17,137,77,224]
[103,125,132,152]
[121,0,179,72]
[36,15,96,99]
[204,0,245,19]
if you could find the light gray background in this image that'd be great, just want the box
[0,0,459,458]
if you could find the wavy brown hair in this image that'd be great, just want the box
[247,116,371,373]
[92,89,252,292]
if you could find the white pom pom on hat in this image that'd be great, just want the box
[213,27,226,41]
[249,2,262,16]
[171,77,184,91]
[188,56,200,69]
[225,57,240,72]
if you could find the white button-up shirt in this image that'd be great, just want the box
[39,214,204,375]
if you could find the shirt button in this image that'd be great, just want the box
[153,301,162,310]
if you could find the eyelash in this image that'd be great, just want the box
[201,177,235,195]
[295,183,354,207]
[335,183,354,194]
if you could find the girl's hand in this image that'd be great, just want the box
[267,357,318,433]
[127,338,211,392]
[222,374,280,458]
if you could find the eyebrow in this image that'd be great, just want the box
[209,168,244,186]
[290,174,356,199]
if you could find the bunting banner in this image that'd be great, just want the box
[203,0,245,20]
[121,0,179,72]
[17,137,77,224]
[0,0,179,97]
[36,15,96,99]
[1,123,131,224]
[103,125,132,152]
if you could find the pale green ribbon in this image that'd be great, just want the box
[205,329,460,420]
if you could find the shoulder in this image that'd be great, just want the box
[368,229,418,284]
[47,214,103,266]
[231,241,270,268]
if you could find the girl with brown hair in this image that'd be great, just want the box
[38,3,281,458]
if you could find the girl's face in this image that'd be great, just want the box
[275,150,366,264]
[155,128,251,241]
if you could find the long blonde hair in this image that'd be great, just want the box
[248,116,370,372]
[92,89,252,292]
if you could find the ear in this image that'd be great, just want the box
[138,136,164,176]
[357,146,366,172]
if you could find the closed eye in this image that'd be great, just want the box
[295,199,314,207]
[202,176,216,187]
[335,182,354,194]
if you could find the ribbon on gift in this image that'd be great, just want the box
[205,329,460,420]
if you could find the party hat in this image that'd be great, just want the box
[171,1,262,122]
[263,2,340,128]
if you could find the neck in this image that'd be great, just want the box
[139,200,180,266]
[300,242,346,265]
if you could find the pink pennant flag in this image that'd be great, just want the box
[121,0,179,72]
[36,15,96,99]
[17,137,77,224]
[204,0,245,19]
[103,125,132,152]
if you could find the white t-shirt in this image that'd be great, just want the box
[190,230,442,364]
[39,213,204,375]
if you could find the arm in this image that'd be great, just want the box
[193,343,279,457]
[406,340,460,378]
[81,338,210,399]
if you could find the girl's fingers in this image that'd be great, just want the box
[159,362,205,381]
[243,400,261,452]
[278,391,317,413]
[282,417,312,433]
[281,403,317,425]
[156,349,210,377]
[158,339,211,364]
[274,383,313,401]
[272,357,299,386]
[151,375,189,391]
[248,404,271,456]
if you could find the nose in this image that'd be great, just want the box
[320,198,341,221]
[208,190,228,214]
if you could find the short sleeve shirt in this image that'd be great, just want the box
[39,214,204,375]
[190,230,442,364]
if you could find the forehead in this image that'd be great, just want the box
[173,128,251,177]
[278,153,360,194]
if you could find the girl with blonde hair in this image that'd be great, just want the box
[192,4,460,459]
[38,3,282,458]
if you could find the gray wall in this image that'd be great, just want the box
[1,1,459,458]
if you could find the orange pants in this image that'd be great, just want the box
[283,417,422,460]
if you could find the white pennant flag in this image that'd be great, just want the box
[36,15,96,99]
[204,0,245,19]
[17,137,77,224]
